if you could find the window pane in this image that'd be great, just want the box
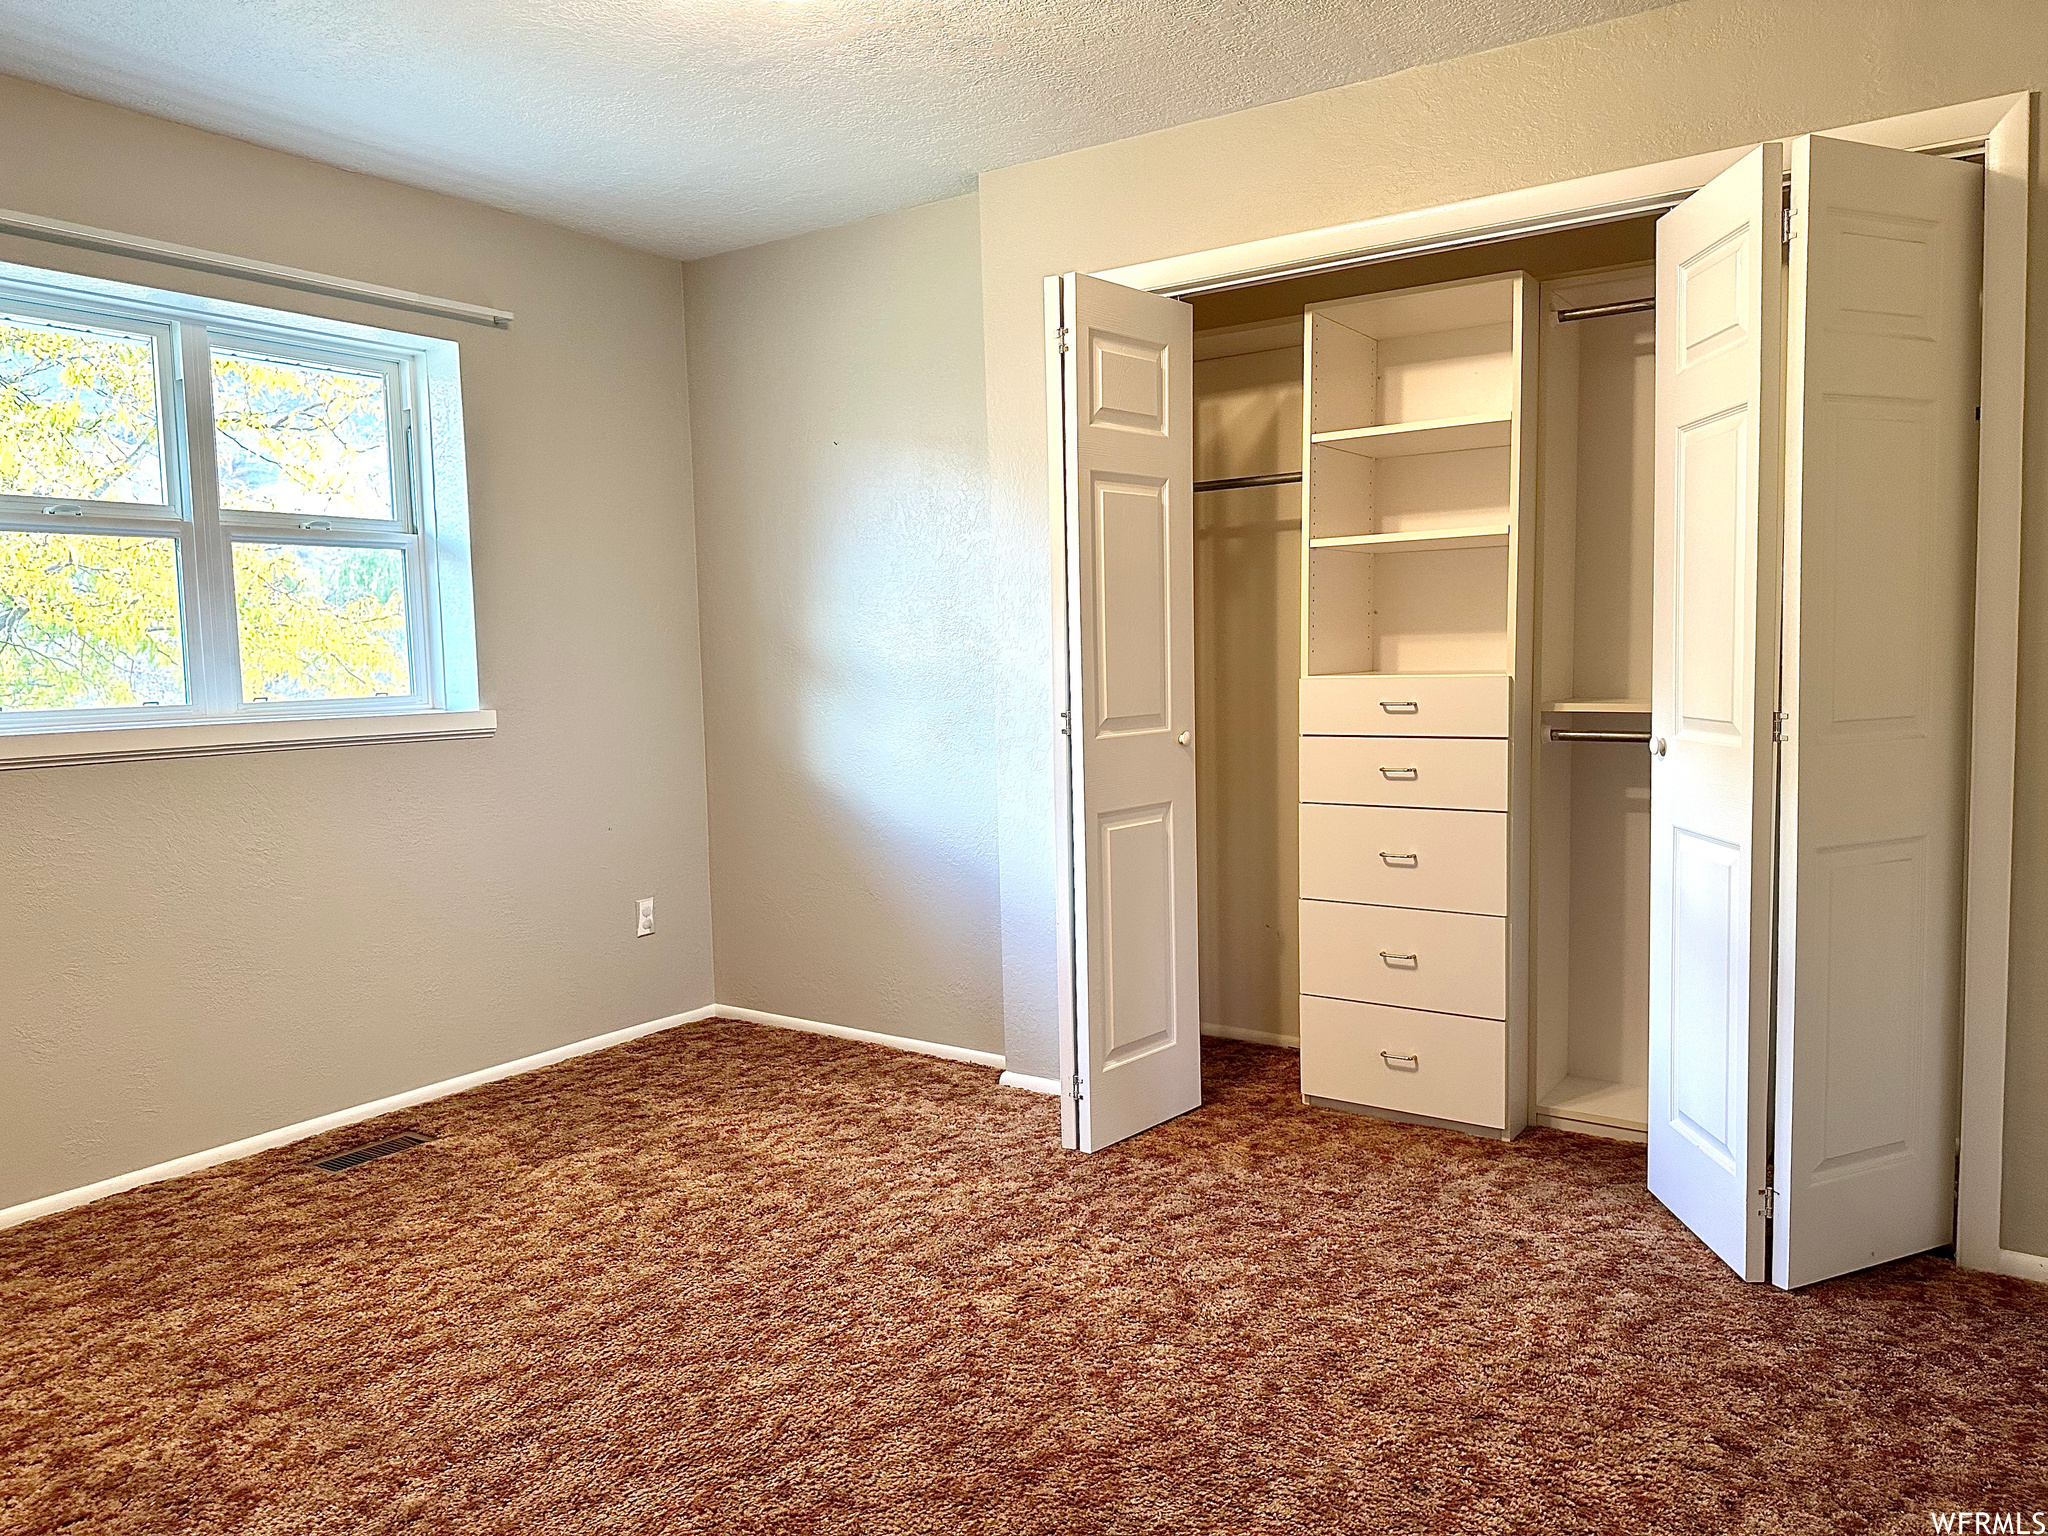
[0,531,184,710]
[0,313,167,505]
[233,542,410,702]
[213,350,394,521]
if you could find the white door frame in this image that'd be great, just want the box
[1062,92,2029,1279]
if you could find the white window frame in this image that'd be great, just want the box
[0,257,487,761]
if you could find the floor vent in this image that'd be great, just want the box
[309,1131,436,1173]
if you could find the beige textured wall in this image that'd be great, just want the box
[0,76,716,1210]
[683,196,1001,1055]
[976,0,2048,1253]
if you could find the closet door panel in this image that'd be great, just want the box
[1299,804,1507,915]
[1770,136,1982,1289]
[1301,997,1507,1129]
[1647,144,1784,1284]
[1300,673,1507,737]
[1057,272,1201,1154]
[1299,900,1506,1018]
[1300,735,1508,810]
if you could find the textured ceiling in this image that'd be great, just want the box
[0,0,1671,260]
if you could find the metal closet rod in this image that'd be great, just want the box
[1555,296,1655,324]
[1194,470,1303,493]
[1549,728,1652,744]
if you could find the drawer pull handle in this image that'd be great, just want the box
[1379,766,1419,780]
[1379,700,1420,714]
[1378,951,1419,967]
[1380,1051,1421,1070]
[1379,851,1419,866]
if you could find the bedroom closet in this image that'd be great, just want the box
[1054,132,1988,1289]
[1189,228,1659,1143]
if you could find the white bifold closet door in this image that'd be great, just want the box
[1649,143,1786,1283]
[1053,273,1202,1152]
[1770,135,1981,1289]
[1650,137,1982,1288]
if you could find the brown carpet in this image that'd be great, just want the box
[3,1024,2044,1535]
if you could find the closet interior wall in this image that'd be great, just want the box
[1194,323,1305,1047]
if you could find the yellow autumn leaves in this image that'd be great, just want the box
[1,316,410,711]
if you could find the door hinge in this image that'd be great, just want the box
[1070,1074,1084,1103]
[1771,710,1788,742]
[1055,325,1072,355]
[1761,1187,1777,1219]
[1057,709,1070,737]
[1781,205,1796,245]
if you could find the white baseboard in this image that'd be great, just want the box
[4,1003,1008,1234]
[713,1004,1005,1070]
[1995,1247,2048,1283]
[1201,1021,1301,1049]
[0,1004,722,1233]
[998,1070,1061,1095]
[1532,1111,1648,1146]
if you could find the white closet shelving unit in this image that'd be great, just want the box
[1544,698,1652,715]
[1295,273,1537,1137]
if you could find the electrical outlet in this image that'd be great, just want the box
[636,897,655,937]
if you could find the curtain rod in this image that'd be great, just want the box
[0,206,514,330]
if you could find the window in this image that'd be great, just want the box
[0,263,480,739]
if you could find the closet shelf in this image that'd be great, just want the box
[1308,525,1509,555]
[1311,414,1513,459]
[1543,698,1651,715]
[1537,1076,1649,1133]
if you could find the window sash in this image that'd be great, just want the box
[0,522,191,722]
[205,327,414,534]
[229,526,428,712]
[0,276,443,731]
[0,293,183,521]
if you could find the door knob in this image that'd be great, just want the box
[1178,731,1191,746]
[1653,737,1667,756]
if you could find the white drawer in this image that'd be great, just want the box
[1300,673,1507,738]
[1298,804,1506,916]
[1299,900,1505,1019]
[1300,735,1507,811]
[1299,995,1507,1130]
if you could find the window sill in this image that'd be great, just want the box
[0,709,497,771]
